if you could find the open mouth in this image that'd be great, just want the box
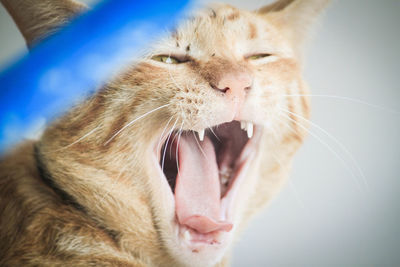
[156,120,261,244]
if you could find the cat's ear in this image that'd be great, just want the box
[257,0,330,55]
[1,0,88,48]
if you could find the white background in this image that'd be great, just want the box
[1,0,399,266]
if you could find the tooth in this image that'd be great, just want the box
[184,230,191,242]
[221,176,229,185]
[240,121,246,130]
[246,122,253,138]
[198,129,205,141]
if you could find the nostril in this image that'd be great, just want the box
[210,83,229,93]
[209,73,252,95]
[219,87,229,93]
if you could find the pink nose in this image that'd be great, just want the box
[212,72,252,102]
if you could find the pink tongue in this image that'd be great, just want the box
[175,134,233,234]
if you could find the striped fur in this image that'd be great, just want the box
[0,0,329,266]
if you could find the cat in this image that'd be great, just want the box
[0,0,329,266]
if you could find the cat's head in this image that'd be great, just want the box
[14,0,329,266]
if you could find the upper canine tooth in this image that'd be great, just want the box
[240,121,246,130]
[246,122,253,138]
[198,129,205,141]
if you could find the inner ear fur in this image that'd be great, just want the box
[257,0,330,56]
[1,0,87,48]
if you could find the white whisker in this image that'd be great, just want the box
[276,94,400,114]
[162,118,178,172]
[49,126,100,152]
[278,111,363,191]
[208,125,221,142]
[157,116,174,156]
[279,107,369,191]
[104,103,170,146]
[170,121,184,157]
[192,131,207,159]
[176,122,184,176]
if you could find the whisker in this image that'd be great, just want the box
[166,67,219,149]
[277,111,363,191]
[171,120,183,159]
[192,131,207,159]
[47,125,100,153]
[104,103,170,146]
[275,94,400,114]
[162,118,178,172]
[208,125,221,142]
[176,122,184,177]
[170,121,184,157]
[279,107,369,191]
[167,68,183,90]
[99,117,176,206]
[157,116,174,155]
[189,97,221,142]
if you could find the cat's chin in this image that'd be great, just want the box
[151,120,262,265]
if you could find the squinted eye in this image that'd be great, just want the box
[247,53,272,60]
[151,55,180,64]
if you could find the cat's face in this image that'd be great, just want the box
[37,1,328,266]
[108,4,301,262]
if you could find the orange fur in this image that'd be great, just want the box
[0,0,329,266]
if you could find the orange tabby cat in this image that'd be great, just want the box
[0,0,329,266]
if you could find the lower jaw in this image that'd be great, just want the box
[147,155,257,267]
[151,124,263,251]
[178,225,226,247]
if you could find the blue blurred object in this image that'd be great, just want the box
[0,0,191,154]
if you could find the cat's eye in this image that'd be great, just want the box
[151,55,182,64]
[246,53,272,60]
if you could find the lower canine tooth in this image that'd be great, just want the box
[198,129,205,141]
[219,167,232,185]
[184,230,191,242]
[221,176,229,185]
[246,122,253,138]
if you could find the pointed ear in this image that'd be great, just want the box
[1,0,88,48]
[257,0,330,56]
